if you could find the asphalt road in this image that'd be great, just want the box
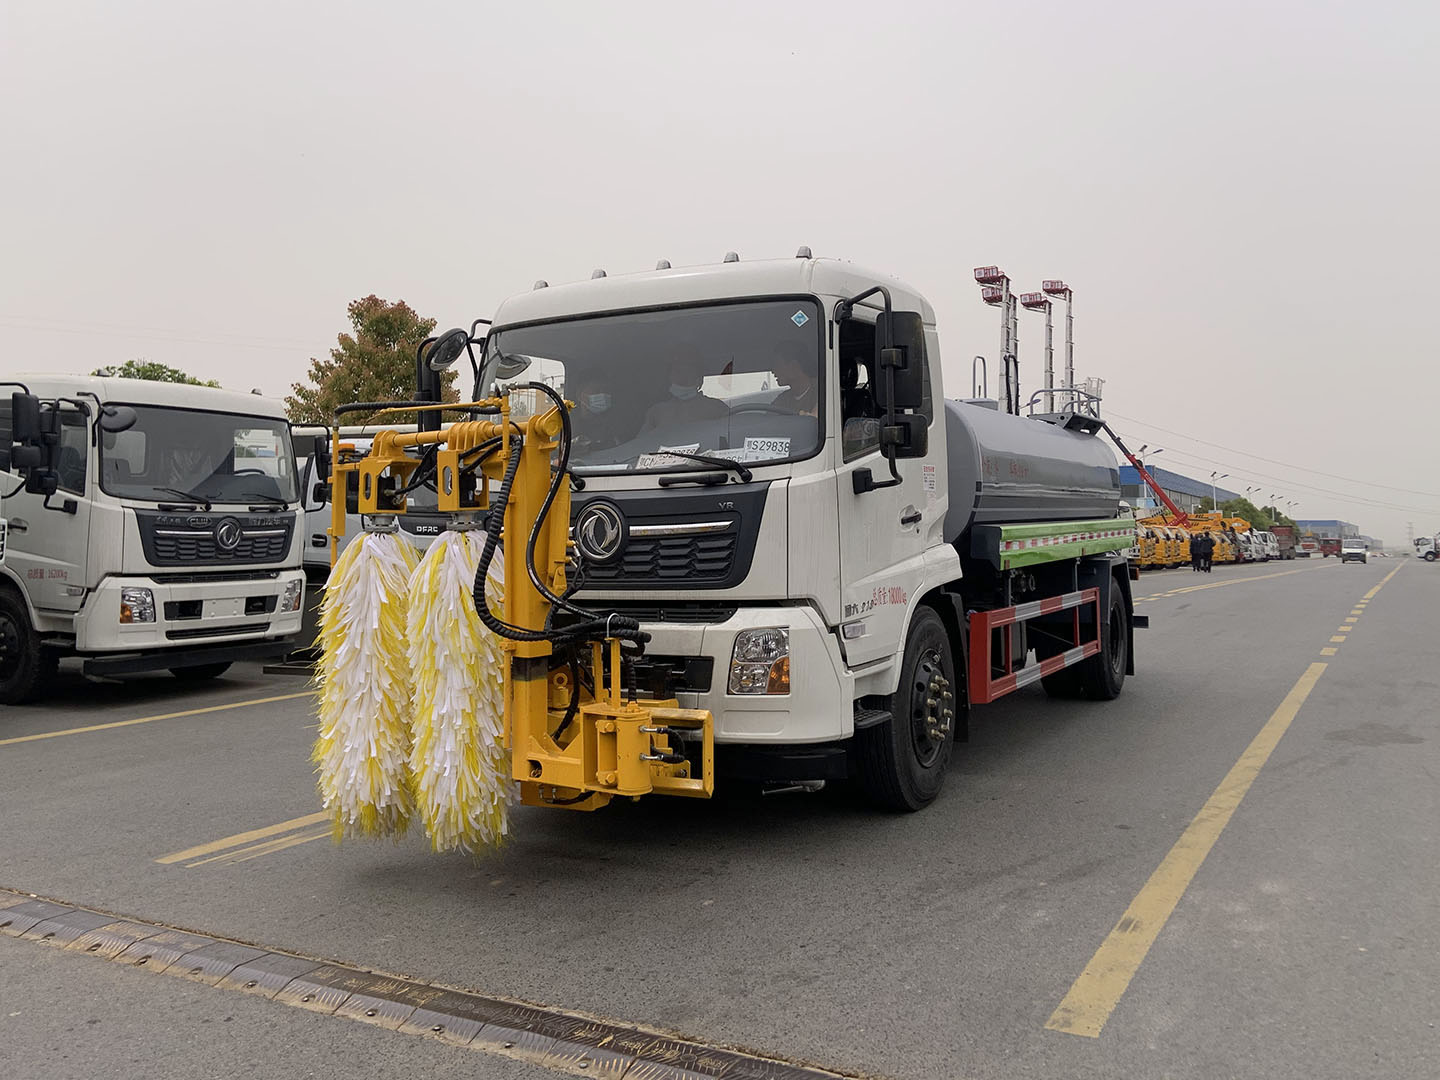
[1,556,1435,1080]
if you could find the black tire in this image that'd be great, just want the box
[1426,552,1436,563]
[854,607,956,812]
[0,589,49,705]
[1073,587,1128,701]
[169,662,232,682]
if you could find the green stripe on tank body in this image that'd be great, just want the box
[1001,534,1137,569]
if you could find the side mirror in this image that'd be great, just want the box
[99,405,138,434]
[11,392,42,445]
[312,482,329,505]
[313,440,332,483]
[874,311,927,412]
[881,414,929,459]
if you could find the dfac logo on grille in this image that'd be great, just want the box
[574,500,627,563]
[214,518,244,552]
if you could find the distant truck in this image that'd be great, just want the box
[1414,534,1438,562]
[1340,538,1369,564]
[1,376,306,703]
[1270,525,1298,560]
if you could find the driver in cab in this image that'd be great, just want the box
[566,370,629,459]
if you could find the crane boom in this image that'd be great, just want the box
[1101,423,1189,527]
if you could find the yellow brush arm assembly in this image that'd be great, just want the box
[325,397,714,818]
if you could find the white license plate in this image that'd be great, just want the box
[204,598,244,619]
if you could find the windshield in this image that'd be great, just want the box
[481,299,823,472]
[100,405,298,504]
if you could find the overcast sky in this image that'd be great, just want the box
[3,1,1435,543]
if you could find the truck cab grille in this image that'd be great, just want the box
[585,532,738,585]
[136,511,295,567]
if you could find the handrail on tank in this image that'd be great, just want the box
[1024,387,1102,418]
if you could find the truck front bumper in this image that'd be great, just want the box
[75,571,305,655]
[638,605,854,745]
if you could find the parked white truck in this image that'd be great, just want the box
[0,375,306,703]
[325,253,1145,809]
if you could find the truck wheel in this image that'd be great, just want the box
[1074,589,1128,701]
[0,590,49,705]
[855,607,956,812]
[1426,552,1436,562]
[170,662,233,682]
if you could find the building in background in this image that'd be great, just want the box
[1119,465,1239,515]
[1295,519,1360,539]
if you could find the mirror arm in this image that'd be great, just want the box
[833,285,894,328]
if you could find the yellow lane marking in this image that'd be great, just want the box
[1320,647,1338,656]
[1344,617,1358,624]
[156,811,329,865]
[1046,663,1329,1039]
[1335,626,1351,633]
[1329,636,1347,642]
[0,691,316,749]
[1363,565,1402,599]
[184,828,331,869]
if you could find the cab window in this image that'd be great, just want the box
[839,318,933,462]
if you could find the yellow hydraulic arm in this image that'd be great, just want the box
[327,394,714,812]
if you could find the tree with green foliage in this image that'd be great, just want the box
[286,296,455,424]
[92,359,220,387]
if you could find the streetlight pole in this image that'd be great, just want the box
[1043,280,1074,396]
[1210,471,1228,511]
[1019,292,1054,411]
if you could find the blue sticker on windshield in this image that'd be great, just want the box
[791,310,809,327]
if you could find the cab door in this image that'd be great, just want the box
[0,404,93,614]
[833,315,943,667]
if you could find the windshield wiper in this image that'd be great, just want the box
[654,452,753,484]
[240,491,288,509]
[153,486,212,510]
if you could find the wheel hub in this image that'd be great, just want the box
[909,649,955,767]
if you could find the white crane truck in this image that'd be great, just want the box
[390,252,1142,810]
[0,375,306,703]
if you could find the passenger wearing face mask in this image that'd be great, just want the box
[641,351,727,430]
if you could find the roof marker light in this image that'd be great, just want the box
[591,269,607,279]
[723,251,739,263]
[533,280,548,290]
[656,259,671,270]
[795,246,812,259]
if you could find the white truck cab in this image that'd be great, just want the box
[0,375,305,702]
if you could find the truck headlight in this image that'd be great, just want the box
[120,587,155,624]
[728,627,790,695]
[281,579,304,613]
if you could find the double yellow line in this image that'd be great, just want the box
[156,812,331,869]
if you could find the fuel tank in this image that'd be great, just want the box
[942,400,1122,544]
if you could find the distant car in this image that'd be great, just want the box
[1340,539,1369,564]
